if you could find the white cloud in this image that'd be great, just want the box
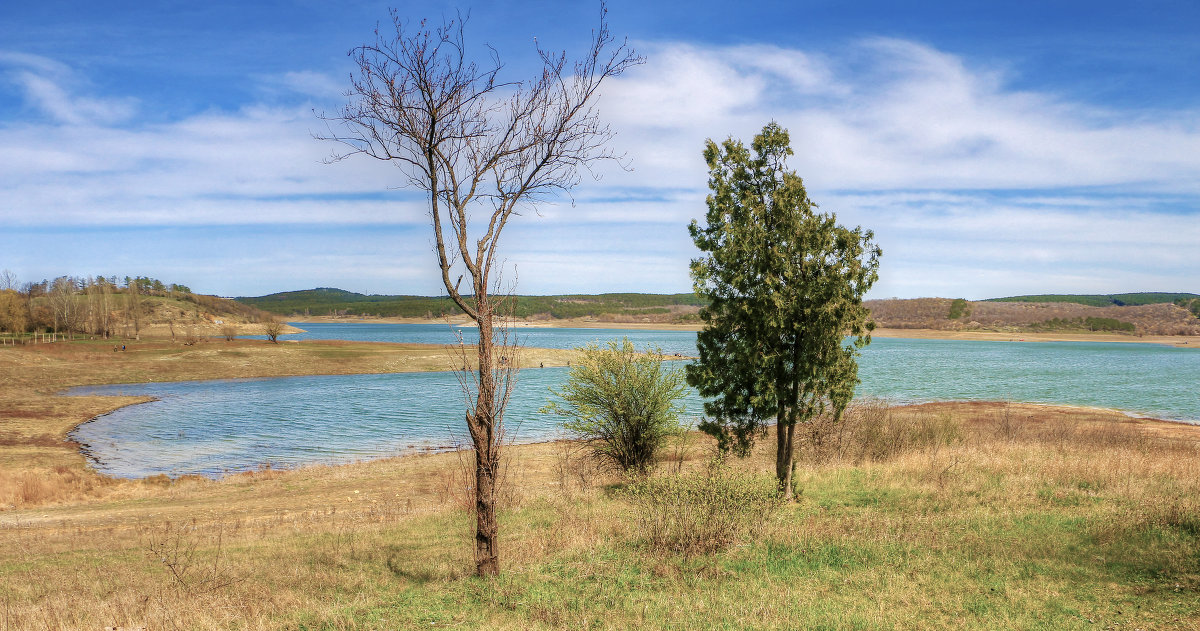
[592,38,1200,194]
[272,71,346,100]
[1,39,1198,297]
[0,51,138,125]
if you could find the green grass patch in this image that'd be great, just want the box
[309,463,1199,629]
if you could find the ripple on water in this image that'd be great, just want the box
[68,332,1200,478]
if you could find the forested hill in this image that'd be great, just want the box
[986,292,1199,308]
[235,288,704,322]
[235,288,1200,334]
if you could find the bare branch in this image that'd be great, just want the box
[320,2,641,578]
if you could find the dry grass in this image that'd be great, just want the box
[1,402,1198,628]
[2,338,1199,628]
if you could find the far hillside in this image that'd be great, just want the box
[236,288,704,323]
[868,297,1200,336]
[987,292,1200,308]
[235,287,1200,336]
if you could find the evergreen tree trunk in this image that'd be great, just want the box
[775,419,796,500]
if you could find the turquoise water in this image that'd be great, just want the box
[69,327,1199,478]
[245,321,702,357]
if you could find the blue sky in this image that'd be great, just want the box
[2,1,1198,299]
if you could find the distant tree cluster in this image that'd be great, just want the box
[1028,317,1137,333]
[947,298,971,320]
[0,270,272,340]
[987,292,1199,308]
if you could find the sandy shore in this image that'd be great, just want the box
[872,327,1199,348]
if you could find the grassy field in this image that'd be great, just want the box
[1,340,1198,629]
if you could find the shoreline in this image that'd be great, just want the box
[60,373,1200,482]
[38,397,1200,484]
[3,334,1197,493]
[872,327,1198,348]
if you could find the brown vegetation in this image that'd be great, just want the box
[1,397,1197,629]
[0,274,282,344]
[867,298,1200,336]
[2,332,1197,628]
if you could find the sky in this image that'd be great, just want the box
[1,1,1198,300]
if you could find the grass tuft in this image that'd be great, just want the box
[625,460,783,555]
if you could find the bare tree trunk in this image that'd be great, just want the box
[324,6,637,577]
[452,292,521,577]
[467,298,501,575]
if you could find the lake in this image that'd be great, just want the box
[244,321,703,356]
[69,323,1200,478]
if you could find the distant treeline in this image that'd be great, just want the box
[238,288,1200,327]
[0,274,273,338]
[986,292,1200,308]
[236,288,706,320]
[1027,317,1137,333]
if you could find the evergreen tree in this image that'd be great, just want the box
[687,122,880,499]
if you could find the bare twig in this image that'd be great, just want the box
[319,3,640,576]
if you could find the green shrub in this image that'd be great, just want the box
[625,461,783,555]
[541,338,688,473]
[1028,316,1136,333]
[947,298,971,320]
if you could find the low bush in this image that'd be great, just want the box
[947,298,971,319]
[625,461,783,555]
[1028,316,1136,333]
[542,338,688,473]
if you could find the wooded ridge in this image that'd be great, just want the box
[233,288,1200,335]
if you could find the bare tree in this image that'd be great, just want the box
[85,276,115,339]
[0,289,26,336]
[122,276,145,340]
[321,5,640,576]
[263,319,284,343]
[50,276,80,339]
